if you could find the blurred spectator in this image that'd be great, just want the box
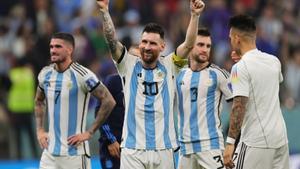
[116,9,143,48]
[7,57,37,159]
[283,46,300,109]
[202,0,231,66]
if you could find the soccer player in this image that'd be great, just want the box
[34,32,116,169]
[96,0,205,168]
[176,28,232,169]
[97,74,125,169]
[224,15,289,169]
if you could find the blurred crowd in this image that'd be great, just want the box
[0,0,300,159]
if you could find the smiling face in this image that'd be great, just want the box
[139,32,165,66]
[190,35,212,63]
[49,38,73,64]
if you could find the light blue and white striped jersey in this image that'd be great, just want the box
[38,62,100,156]
[176,64,232,155]
[117,49,179,150]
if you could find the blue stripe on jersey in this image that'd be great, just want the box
[206,70,219,149]
[125,62,142,148]
[176,70,186,152]
[144,69,156,149]
[190,72,201,152]
[53,73,63,155]
[158,62,171,148]
[44,71,53,133]
[68,70,78,155]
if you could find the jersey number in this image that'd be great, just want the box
[190,87,198,102]
[142,81,158,96]
[55,90,61,104]
[213,155,224,169]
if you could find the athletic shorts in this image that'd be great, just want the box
[234,142,289,169]
[120,148,175,169]
[178,149,224,169]
[39,150,91,169]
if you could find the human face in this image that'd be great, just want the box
[139,32,165,66]
[49,38,73,64]
[190,35,211,63]
[229,28,242,56]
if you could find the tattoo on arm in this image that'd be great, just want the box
[35,87,46,130]
[101,11,123,61]
[228,96,248,139]
[89,83,116,134]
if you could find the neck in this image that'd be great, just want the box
[55,59,72,72]
[190,60,209,71]
[142,61,157,69]
[240,42,256,56]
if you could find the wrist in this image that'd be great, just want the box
[191,13,200,17]
[226,136,236,145]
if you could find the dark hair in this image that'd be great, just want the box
[51,32,75,47]
[142,23,164,39]
[197,28,211,37]
[229,14,256,33]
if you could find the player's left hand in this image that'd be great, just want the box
[224,144,235,169]
[190,0,205,16]
[67,131,92,147]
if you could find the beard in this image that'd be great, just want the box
[141,49,159,64]
[193,53,209,63]
[51,54,66,64]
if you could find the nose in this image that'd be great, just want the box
[144,42,151,50]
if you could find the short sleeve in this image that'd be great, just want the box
[83,69,101,92]
[230,63,250,97]
[218,69,233,101]
[116,48,139,76]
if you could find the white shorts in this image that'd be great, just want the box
[178,149,224,169]
[39,150,91,169]
[234,142,289,169]
[120,148,175,169]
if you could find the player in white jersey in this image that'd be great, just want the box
[176,28,232,169]
[96,0,205,168]
[224,15,289,169]
[35,32,116,169]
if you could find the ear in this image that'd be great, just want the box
[160,41,166,52]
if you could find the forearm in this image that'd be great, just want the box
[102,124,117,143]
[176,13,200,58]
[99,10,123,60]
[87,97,115,135]
[184,13,200,49]
[35,100,45,130]
[228,96,248,139]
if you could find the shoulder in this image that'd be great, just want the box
[70,62,91,77]
[209,64,230,79]
[38,64,55,78]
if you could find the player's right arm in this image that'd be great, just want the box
[34,87,48,149]
[97,0,124,62]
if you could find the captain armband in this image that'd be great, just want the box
[172,53,188,68]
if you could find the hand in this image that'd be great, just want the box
[231,51,241,63]
[96,0,109,12]
[67,131,92,147]
[190,0,205,16]
[224,144,235,169]
[37,128,49,149]
[108,141,120,158]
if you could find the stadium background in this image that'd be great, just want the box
[0,0,299,168]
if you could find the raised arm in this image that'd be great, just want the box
[68,83,116,146]
[176,0,205,58]
[96,0,124,62]
[34,87,48,149]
